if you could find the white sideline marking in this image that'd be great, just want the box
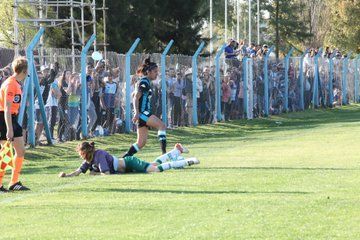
[0,178,98,204]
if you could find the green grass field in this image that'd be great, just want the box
[1,105,360,239]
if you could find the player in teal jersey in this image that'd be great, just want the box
[122,57,169,158]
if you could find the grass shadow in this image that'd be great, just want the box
[21,165,63,174]
[197,167,360,171]
[78,188,313,195]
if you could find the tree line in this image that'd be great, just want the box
[0,0,358,56]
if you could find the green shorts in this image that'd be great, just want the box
[124,156,151,173]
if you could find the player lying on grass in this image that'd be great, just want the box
[58,141,199,177]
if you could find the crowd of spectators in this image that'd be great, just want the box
[0,41,356,145]
[151,41,352,124]
[1,57,125,145]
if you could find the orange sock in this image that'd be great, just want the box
[10,156,24,186]
[0,171,5,187]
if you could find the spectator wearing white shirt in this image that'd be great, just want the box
[45,78,61,140]
[57,70,71,142]
[101,74,117,133]
[86,66,97,135]
[166,69,176,127]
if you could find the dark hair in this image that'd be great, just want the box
[76,141,96,163]
[234,41,239,50]
[137,57,158,76]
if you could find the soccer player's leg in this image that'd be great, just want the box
[9,125,30,191]
[122,143,140,158]
[156,158,200,172]
[146,115,167,154]
[157,130,167,154]
[122,155,199,174]
[122,125,148,158]
[153,143,189,165]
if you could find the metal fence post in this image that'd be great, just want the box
[284,48,294,112]
[18,28,45,126]
[27,60,35,147]
[328,54,335,106]
[355,55,360,103]
[19,28,45,147]
[299,49,309,111]
[215,44,226,122]
[243,57,248,118]
[191,42,205,126]
[342,52,352,105]
[80,34,96,138]
[124,38,140,133]
[312,48,322,108]
[31,62,52,145]
[161,40,174,127]
[263,46,275,117]
[247,58,254,119]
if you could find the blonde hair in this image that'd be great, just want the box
[12,57,28,74]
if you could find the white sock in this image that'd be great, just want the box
[170,160,189,168]
[133,143,140,152]
[158,162,171,171]
[158,160,189,172]
[175,156,185,161]
[154,149,181,164]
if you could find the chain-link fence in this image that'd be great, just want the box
[0,46,359,146]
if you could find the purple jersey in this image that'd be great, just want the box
[78,150,116,174]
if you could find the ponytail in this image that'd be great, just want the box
[137,57,158,76]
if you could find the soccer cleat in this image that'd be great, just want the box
[0,185,8,194]
[175,143,189,154]
[186,157,200,166]
[9,182,30,191]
